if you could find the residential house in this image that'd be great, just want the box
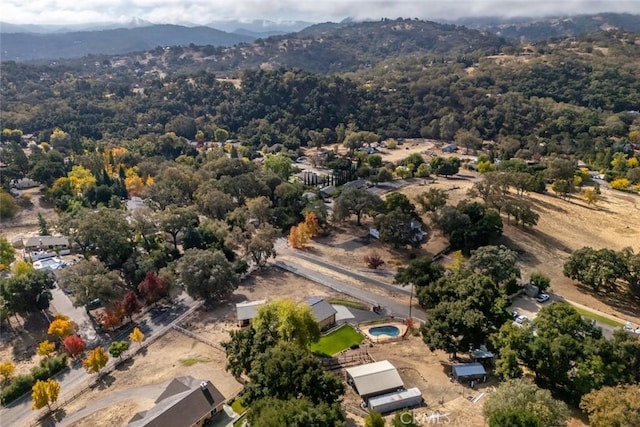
[306,297,337,330]
[128,376,225,427]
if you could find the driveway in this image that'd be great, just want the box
[49,287,99,347]
[509,294,618,338]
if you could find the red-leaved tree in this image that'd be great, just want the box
[99,302,125,330]
[122,291,142,320]
[138,272,168,305]
[63,335,85,358]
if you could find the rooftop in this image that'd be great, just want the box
[236,299,267,321]
[306,297,337,322]
[345,360,404,397]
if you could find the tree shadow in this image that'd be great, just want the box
[96,372,115,390]
[115,357,134,371]
[561,287,640,319]
[527,195,568,214]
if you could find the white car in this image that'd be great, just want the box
[535,293,550,303]
[515,315,528,324]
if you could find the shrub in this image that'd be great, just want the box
[0,354,67,405]
[0,374,34,405]
[610,178,630,190]
[363,252,385,269]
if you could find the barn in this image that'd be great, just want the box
[345,360,405,401]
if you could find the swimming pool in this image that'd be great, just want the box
[368,325,401,337]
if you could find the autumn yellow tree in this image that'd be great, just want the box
[37,340,56,358]
[67,165,97,194]
[12,260,34,276]
[303,212,320,237]
[288,224,310,249]
[449,250,466,272]
[583,189,600,206]
[129,327,145,347]
[124,167,145,196]
[31,379,60,411]
[610,178,630,190]
[83,347,109,374]
[0,361,15,384]
[48,314,75,339]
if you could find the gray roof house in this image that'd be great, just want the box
[23,236,69,250]
[306,297,337,330]
[128,376,225,427]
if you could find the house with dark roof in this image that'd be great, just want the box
[306,297,337,330]
[128,376,225,427]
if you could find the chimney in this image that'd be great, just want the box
[200,381,215,405]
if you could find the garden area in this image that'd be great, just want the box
[310,325,364,356]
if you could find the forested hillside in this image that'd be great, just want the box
[1,22,638,173]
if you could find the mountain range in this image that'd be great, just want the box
[1,13,639,62]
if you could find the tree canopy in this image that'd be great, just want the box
[244,342,344,405]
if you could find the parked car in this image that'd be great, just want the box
[87,298,103,310]
[535,293,550,303]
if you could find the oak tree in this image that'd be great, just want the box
[244,342,344,405]
[176,249,239,303]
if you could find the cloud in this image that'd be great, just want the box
[3,0,639,25]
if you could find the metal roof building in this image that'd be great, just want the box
[451,363,487,383]
[235,299,266,326]
[368,387,422,413]
[345,360,405,400]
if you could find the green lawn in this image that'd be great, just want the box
[573,306,624,328]
[310,325,364,356]
[230,398,247,415]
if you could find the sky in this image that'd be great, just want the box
[3,0,640,26]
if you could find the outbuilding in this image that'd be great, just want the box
[345,360,405,401]
[451,363,487,384]
[235,299,266,327]
[368,387,422,413]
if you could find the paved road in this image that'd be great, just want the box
[0,293,199,427]
[274,259,425,322]
[288,250,412,297]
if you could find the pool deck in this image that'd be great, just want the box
[361,321,408,342]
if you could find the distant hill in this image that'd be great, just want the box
[189,19,507,74]
[0,24,255,61]
[208,19,314,35]
[453,13,640,40]
[0,18,154,34]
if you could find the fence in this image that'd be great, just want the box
[171,324,225,353]
[28,301,204,426]
[319,350,374,371]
